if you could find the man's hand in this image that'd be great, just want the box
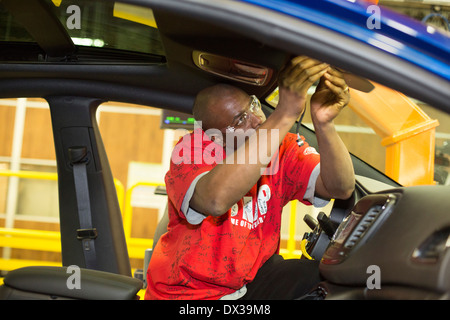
[310,68,350,125]
[308,68,354,201]
[278,56,354,201]
[277,56,329,119]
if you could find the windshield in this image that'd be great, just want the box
[0,0,165,60]
[265,0,450,188]
[267,82,450,187]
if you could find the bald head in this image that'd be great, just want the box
[192,84,249,130]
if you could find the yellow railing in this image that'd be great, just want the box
[0,170,125,212]
[0,169,125,271]
[0,170,301,272]
[280,201,301,259]
[123,181,164,240]
[0,228,61,271]
[122,181,165,260]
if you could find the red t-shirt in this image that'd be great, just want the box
[145,128,320,300]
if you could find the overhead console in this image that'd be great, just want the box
[319,185,450,297]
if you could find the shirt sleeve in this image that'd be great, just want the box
[180,172,209,225]
[164,129,223,223]
[303,163,330,208]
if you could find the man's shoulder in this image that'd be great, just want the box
[279,132,320,161]
[283,132,298,143]
[279,132,301,153]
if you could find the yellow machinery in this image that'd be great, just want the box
[349,82,439,186]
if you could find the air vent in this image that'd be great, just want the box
[322,194,398,265]
[344,205,382,249]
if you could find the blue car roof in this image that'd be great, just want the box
[241,0,450,80]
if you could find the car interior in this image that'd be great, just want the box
[0,0,449,300]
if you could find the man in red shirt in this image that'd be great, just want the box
[145,56,355,300]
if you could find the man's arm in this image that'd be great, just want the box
[311,68,355,200]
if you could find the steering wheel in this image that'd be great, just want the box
[300,182,365,260]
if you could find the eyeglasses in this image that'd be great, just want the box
[226,95,261,132]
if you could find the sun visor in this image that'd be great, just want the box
[193,51,273,86]
[340,70,375,93]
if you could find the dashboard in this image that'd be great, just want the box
[314,184,450,299]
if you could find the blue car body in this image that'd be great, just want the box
[242,0,450,80]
